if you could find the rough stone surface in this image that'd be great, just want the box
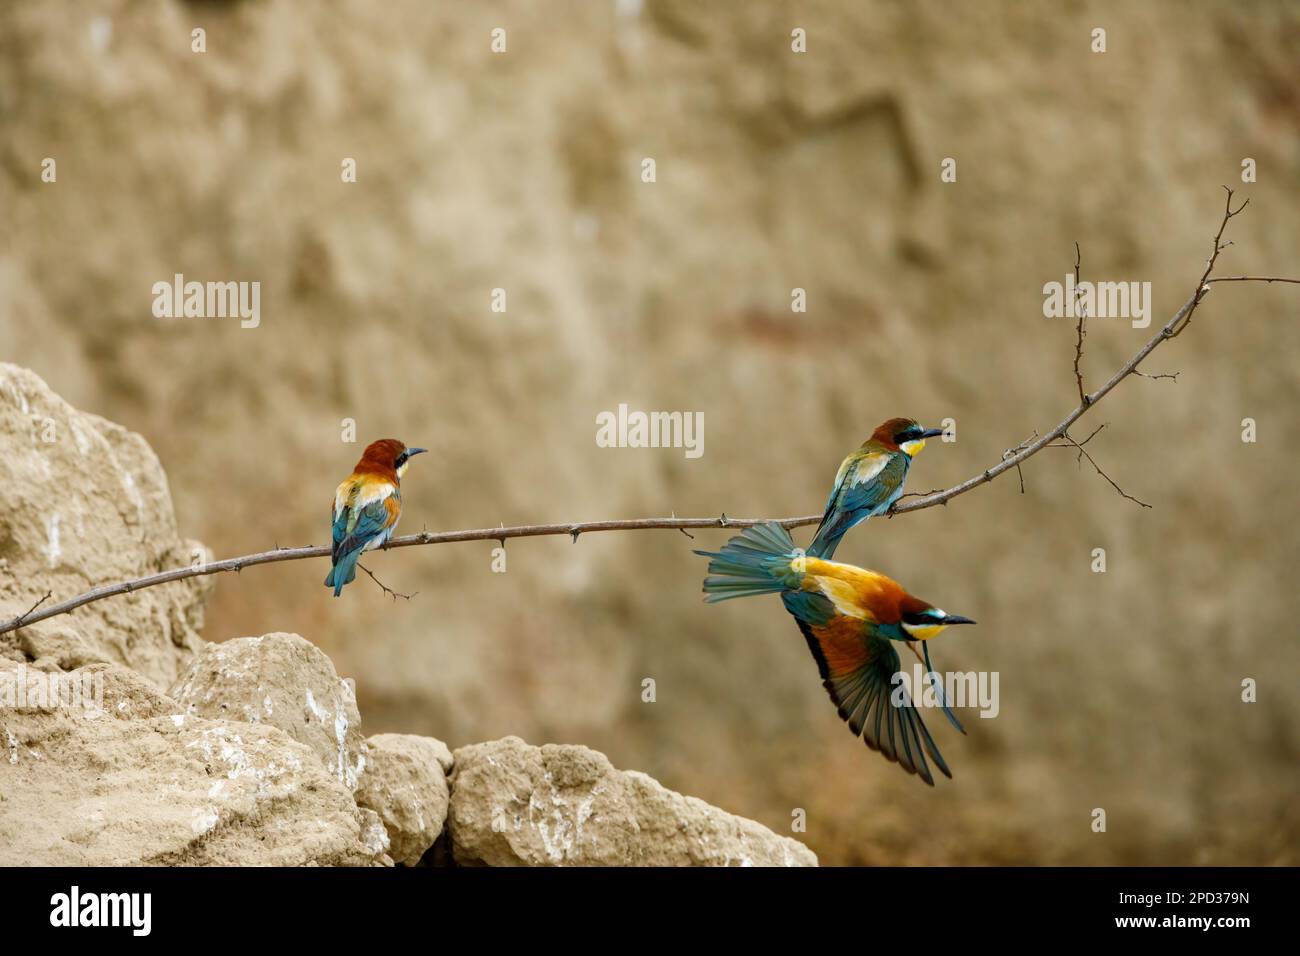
[0,662,390,866]
[0,364,213,690]
[169,632,366,791]
[355,733,452,865]
[449,736,817,867]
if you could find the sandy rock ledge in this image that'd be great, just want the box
[449,736,817,867]
[0,661,388,866]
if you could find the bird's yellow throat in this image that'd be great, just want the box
[902,622,947,641]
[900,438,926,457]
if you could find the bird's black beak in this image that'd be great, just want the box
[408,447,428,457]
[943,614,977,626]
[920,427,946,439]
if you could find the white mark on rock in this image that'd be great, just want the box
[191,806,219,835]
[361,815,390,854]
[69,420,90,456]
[305,688,327,721]
[122,472,144,525]
[46,514,61,567]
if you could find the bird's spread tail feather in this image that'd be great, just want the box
[324,550,361,597]
[694,522,805,603]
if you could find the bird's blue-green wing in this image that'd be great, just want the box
[331,502,350,561]
[809,452,909,557]
[831,451,909,518]
[335,495,399,561]
[781,589,836,628]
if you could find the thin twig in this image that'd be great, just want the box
[1073,241,1088,404]
[1001,431,1039,495]
[1075,424,1106,446]
[1054,433,1151,508]
[357,564,416,601]
[1204,276,1300,285]
[10,591,52,629]
[1168,187,1249,339]
[0,189,1294,638]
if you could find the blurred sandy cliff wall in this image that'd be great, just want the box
[0,1,1297,864]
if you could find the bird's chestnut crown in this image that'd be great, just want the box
[356,439,427,478]
[872,417,947,456]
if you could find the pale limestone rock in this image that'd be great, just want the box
[169,632,367,791]
[0,662,389,866]
[449,736,816,867]
[355,733,452,865]
[0,364,213,690]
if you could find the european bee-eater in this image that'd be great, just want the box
[807,417,947,559]
[325,439,427,597]
[695,522,975,785]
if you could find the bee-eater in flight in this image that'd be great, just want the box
[696,522,975,785]
[325,439,427,597]
[807,417,948,559]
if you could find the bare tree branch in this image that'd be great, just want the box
[1,188,1295,638]
[1073,241,1088,404]
[1204,275,1300,286]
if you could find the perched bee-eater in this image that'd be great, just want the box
[325,439,427,597]
[807,417,948,559]
[696,522,975,785]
